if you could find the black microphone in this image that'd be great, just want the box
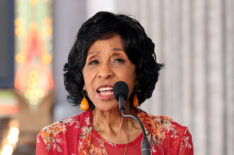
[113,81,151,155]
[113,81,129,111]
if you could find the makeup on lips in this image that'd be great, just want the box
[96,85,114,100]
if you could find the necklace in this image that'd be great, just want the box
[123,143,128,155]
[92,110,136,154]
[101,139,129,155]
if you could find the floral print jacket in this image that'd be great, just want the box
[36,109,193,155]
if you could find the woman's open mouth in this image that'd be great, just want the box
[96,85,114,100]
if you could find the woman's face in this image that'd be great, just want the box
[82,34,136,112]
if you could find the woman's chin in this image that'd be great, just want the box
[94,102,120,112]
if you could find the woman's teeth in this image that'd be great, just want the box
[98,87,113,96]
[98,87,113,91]
[100,91,113,95]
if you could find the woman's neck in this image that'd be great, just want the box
[92,105,141,144]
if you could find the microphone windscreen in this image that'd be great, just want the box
[113,81,129,101]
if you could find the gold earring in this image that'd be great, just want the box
[80,97,89,111]
[133,94,138,108]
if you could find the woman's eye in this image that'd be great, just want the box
[114,58,125,63]
[88,60,99,65]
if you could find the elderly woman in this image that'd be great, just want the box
[36,11,193,155]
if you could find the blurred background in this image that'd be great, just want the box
[0,0,233,155]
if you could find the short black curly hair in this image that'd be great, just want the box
[64,11,163,108]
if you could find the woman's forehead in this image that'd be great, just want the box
[87,35,124,53]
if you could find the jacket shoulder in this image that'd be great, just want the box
[138,110,193,151]
[37,111,90,153]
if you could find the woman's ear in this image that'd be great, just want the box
[135,75,140,85]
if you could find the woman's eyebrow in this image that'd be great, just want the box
[112,48,124,51]
[87,51,98,56]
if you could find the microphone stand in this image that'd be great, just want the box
[119,96,151,155]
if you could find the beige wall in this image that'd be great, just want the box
[86,0,234,154]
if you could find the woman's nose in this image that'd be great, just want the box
[97,63,114,79]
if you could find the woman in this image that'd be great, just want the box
[36,11,193,155]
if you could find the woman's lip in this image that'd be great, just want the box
[96,84,114,100]
[96,85,113,92]
[97,92,114,100]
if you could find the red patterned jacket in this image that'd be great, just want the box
[36,109,193,155]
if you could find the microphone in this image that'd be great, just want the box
[113,81,129,111]
[113,81,151,155]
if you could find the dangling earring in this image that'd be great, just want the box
[133,94,138,108]
[80,91,89,111]
[80,97,89,111]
